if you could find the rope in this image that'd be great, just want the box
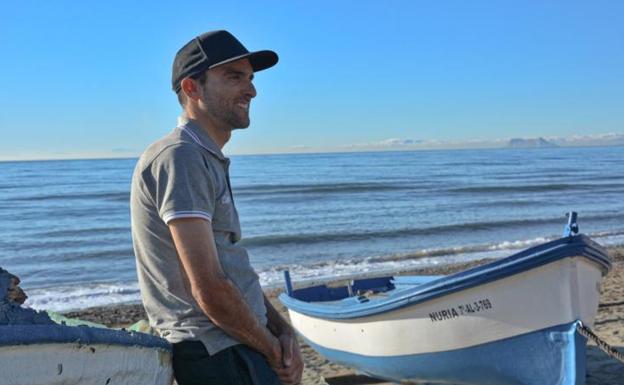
[576,322,624,364]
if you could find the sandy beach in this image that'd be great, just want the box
[66,246,624,384]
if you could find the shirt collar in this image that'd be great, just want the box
[177,115,228,162]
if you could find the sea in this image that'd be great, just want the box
[1,146,623,312]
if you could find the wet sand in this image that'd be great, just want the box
[67,246,624,384]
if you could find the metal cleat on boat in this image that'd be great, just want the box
[563,211,579,238]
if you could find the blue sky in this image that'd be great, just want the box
[1,0,622,160]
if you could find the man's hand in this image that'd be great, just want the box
[275,331,304,385]
[262,294,303,384]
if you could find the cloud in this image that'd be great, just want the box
[377,138,424,146]
[344,138,424,149]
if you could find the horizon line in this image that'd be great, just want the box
[1,143,623,163]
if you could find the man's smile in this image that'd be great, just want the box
[236,101,250,111]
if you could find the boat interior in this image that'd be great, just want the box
[287,275,442,304]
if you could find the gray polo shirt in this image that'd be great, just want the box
[130,117,267,354]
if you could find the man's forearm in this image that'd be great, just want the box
[168,218,281,366]
[193,275,280,364]
[264,295,293,337]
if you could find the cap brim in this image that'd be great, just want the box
[208,50,278,72]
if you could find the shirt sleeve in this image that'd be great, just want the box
[150,144,216,224]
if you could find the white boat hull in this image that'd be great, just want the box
[1,267,173,385]
[0,342,172,385]
[288,256,602,357]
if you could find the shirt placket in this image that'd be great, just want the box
[223,159,242,242]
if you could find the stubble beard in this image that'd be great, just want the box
[199,81,251,130]
[206,94,250,130]
[224,101,250,129]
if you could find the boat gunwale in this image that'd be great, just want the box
[279,234,611,319]
[0,324,172,351]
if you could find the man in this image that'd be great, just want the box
[130,30,303,385]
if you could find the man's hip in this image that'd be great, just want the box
[172,340,280,385]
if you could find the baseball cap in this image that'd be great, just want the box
[171,30,278,93]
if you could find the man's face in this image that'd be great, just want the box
[197,58,257,130]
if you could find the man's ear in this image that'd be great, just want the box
[180,77,201,102]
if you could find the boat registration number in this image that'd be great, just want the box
[428,298,493,323]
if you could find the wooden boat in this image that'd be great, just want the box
[280,213,611,385]
[0,268,173,385]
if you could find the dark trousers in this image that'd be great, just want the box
[172,340,280,385]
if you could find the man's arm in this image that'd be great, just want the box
[264,295,293,337]
[169,217,282,368]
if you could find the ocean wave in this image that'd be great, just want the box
[239,213,618,247]
[0,206,127,222]
[50,247,135,262]
[491,174,623,182]
[258,236,552,274]
[364,237,552,264]
[233,182,416,196]
[258,248,507,288]
[589,229,624,238]
[0,183,36,190]
[25,282,141,312]
[471,200,543,208]
[449,183,624,194]
[34,226,130,238]
[257,231,624,287]
[2,239,132,257]
[14,191,130,202]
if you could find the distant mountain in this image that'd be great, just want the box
[508,137,558,148]
[548,133,624,147]
[332,133,624,154]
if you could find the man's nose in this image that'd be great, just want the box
[246,81,257,99]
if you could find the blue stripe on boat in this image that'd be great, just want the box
[0,324,172,351]
[280,234,611,319]
[304,321,586,385]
